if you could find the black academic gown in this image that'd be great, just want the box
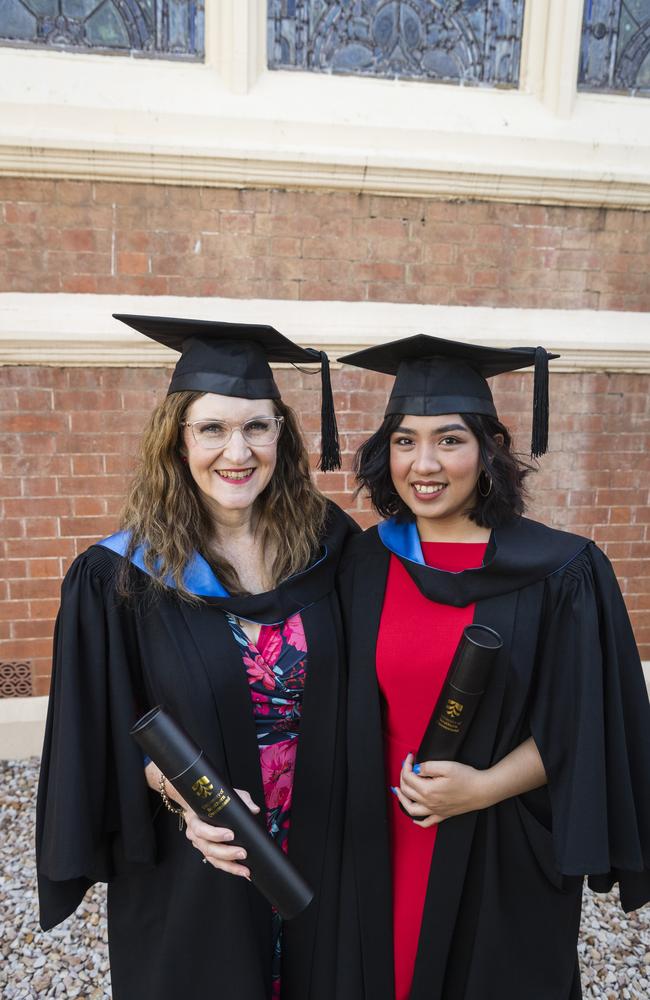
[336,517,650,1000]
[36,501,357,1000]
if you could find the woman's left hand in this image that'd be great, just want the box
[394,753,490,829]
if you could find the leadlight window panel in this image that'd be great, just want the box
[578,1,650,96]
[268,0,526,88]
[0,0,204,59]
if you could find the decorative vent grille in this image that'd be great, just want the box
[0,661,33,698]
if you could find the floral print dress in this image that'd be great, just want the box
[225,611,307,1000]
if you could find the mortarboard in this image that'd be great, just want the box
[339,334,559,458]
[113,314,340,471]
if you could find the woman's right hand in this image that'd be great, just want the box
[184,788,260,880]
[145,762,260,879]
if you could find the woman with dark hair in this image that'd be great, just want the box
[355,409,531,529]
[36,315,357,1000]
[336,335,650,1000]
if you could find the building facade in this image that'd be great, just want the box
[0,0,649,747]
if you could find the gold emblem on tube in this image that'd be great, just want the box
[191,775,232,817]
[437,698,465,734]
[192,776,214,798]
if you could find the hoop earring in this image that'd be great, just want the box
[478,471,493,498]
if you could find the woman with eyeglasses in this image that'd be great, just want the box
[36,315,357,1000]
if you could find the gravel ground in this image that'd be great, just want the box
[2,758,649,999]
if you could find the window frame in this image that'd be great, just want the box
[0,0,648,208]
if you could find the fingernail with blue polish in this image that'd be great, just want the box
[390,786,398,795]
[413,763,421,775]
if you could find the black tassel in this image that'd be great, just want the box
[318,351,341,472]
[531,346,550,458]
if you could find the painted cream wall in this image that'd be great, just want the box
[0,697,48,759]
[1,293,649,371]
[0,0,649,207]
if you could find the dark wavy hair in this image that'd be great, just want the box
[354,412,534,529]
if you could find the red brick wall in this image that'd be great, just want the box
[1,178,649,689]
[1,178,650,310]
[1,364,649,696]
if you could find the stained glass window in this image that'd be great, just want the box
[0,0,204,59]
[579,1,650,96]
[267,1,526,87]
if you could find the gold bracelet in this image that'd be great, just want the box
[158,772,185,831]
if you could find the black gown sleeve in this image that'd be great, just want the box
[530,543,650,912]
[36,548,157,930]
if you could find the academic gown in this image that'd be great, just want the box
[36,501,357,1000]
[336,516,650,1000]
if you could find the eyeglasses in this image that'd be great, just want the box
[181,416,284,450]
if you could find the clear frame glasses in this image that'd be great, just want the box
[181,415,284,450]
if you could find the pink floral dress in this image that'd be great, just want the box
[225,611,307,1000]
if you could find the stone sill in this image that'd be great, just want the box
[1,294,649,373]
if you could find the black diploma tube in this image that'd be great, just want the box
[417,624,502,764]
[130,706,314,920]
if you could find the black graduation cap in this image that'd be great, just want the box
[339,334,559,458]
[113,314,340,471]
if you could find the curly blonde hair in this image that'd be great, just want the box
[118,391,327,600]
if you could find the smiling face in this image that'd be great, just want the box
[182,393,278,518]
[389,413,483,539]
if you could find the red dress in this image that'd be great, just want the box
[376,541,487,1000]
